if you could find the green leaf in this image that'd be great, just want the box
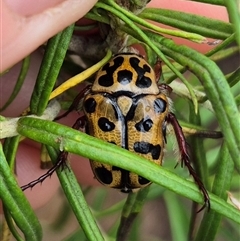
[99,1,206,43]
[188,102,209,188]
[227,68,240,87]
[139,8,232,39]
[46,146,105,241]
[2,136,20,169]
[195,143,235,241]
[0,56,30,112]
[189,0,224,5]
[0,144,42,241]
[30,24,74,115]
[142,32,240,172]
[117,187,150,241]
[224,0,240,46]
[17,117,240,224]
[164,192,189,241]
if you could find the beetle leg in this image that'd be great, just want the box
[21,116,87,191]
[153,58,173,95]
[22,86,89,190]
[21,152,68,191]
[55,85,91,121]
[166,112,210,211]
[158,84,173,96]
[162,120,167,144]
[154,58,162,82]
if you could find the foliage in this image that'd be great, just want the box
[1,0,239,240]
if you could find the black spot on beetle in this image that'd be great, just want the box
[129,57,152,89]
[98,56,124,87]
[151,145,161,160]
[109,141,117,145]
[134,141,149,154]
[153,98,167,114]
[114,55,125,66]
[98,117,115,132]
[143,64,151,73]
[117,70,133,85]
[136,76,152,89]
[133,141,161,160]
[95,167,113,184]
[112,166,122,171]
[138,176,150,185]
[84,98,97,113]
[162,121,167,143]
[98,74,114,87]
[135,118,153,132]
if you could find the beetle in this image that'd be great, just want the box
[21,53,210,209]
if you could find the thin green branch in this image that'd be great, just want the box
[0,56,30,112]
[17,117,240,224]
[188,0,224,5]
[117,187,150,241]
[46,146,105,241]
[0,144,42,241]
[224,0,240,46]
[30,24,74,115]
[101,0,207,43]
[139,8,232,40]
[195,143,235,241]
[142,31,240,172]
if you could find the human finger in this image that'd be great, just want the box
[1,0,97,72]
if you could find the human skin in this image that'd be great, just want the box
[1,0,228,210]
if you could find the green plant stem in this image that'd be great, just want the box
[46,146,105,241]
[188,102,209,189]
[3,206,24,241]
[142,31,240,172]
[0,56,30,112]
[17,117,240,224]
[195,142,235,241]
[226,68,240,87]
[2,136,20,169]
[188,102,210,239]
[102,1,207,42]
[0,144,42,241]
[30,24,74,115]
[117,187,150,241]
[189,0,224,5]
[206,34,236,57]
[139,8,232,39]
[164,192,188,241]
[224,0,240,46]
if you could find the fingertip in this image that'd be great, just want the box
[1,0,98,71]
[4,0,65,16]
